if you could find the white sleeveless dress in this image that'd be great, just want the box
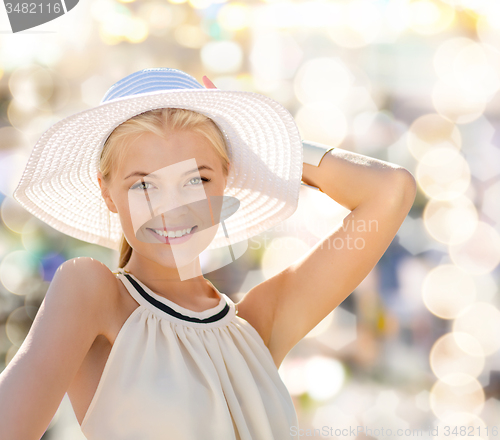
[79,268,300,439]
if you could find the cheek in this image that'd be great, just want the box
[209,179,227,196]
[113,195,135,231]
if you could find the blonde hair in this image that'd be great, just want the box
[99,108,230,268]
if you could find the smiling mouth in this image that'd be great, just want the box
[146,226,197,239]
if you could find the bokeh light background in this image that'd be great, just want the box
[1,0,500,438]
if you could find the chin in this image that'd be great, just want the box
[139,243,201,270]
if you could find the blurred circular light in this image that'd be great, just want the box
[263,80,296,106]
[430,374,484,419]
[255,3,299,28]
[0,127,28,154]
[327,0,382,48]
[201,41,243,73]
[434,37,500,105]
[143,3,173,32]
[434,37,476,82]
[452,43,500,100]
[250,30,303,83]
[9,65,54,110]
[295,102,347,148]
[189,0,213,8]
[0,196,33,234]
[409,0,455,35]
[0,325,9,355]
[422,196,478,245]
[385,0,411,33]
[296,1,341,28]
[22,217,67,256]
[99,6,148,44]
[453,302,500,355]
[453,329,487,358]
[124,18,149,43]
[449,221,500,275]
[482,180,500,224]
[0,35,62,71]
[353,110,406,154]
[91,0,124,23]
[218,2,250,31]
[81,75,110,107]
[99,29,124,45]
[407,113,461,161]
[430,332,484,383]
[477,8,500,52]
[438,0,463,7]
[294,57,353,105]
[422,264,476,319]
[0,228,16,261]
[174,24,208,49]
[278,357,308,396]
[432,80,486,124]
[0,151,30,199]
[0,250,43,296]
[416,147,470,200]
[209,73,253,91]
[304,356,345,401]
[7,99,57,139]
[460,0,490,13]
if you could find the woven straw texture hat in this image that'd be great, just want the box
[12,68,303,251]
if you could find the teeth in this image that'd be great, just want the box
[152,227,193,238]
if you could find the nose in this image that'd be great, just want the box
[152,188,190,220]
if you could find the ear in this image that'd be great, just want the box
[97,171,118,214]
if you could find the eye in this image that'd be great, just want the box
[186,177,211,186]
[130,181,155,191]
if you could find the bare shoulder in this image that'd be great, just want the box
[54,257,120,335]
[58,256,115,281]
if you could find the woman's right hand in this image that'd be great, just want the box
[202,75,217,89]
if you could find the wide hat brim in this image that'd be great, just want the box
[12,88,304,252]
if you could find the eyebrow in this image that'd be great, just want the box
[124,165,214,180]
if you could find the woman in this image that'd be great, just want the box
[0,68,416,439]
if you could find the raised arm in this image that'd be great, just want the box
[239,144,417,368]
[0,257,113,439]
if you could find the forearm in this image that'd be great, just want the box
[301,143,416,211]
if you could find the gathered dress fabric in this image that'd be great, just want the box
[79,268,300,439]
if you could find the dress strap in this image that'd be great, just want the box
[113,268,235,327]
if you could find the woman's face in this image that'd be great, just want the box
[100,129,228,270]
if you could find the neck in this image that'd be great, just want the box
[122,251,217,303]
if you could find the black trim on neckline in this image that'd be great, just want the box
[123,274,230,323]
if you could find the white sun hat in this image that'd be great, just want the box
[12,68,304,251]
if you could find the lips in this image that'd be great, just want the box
[146,225,198,244]
[147,225,195,238]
